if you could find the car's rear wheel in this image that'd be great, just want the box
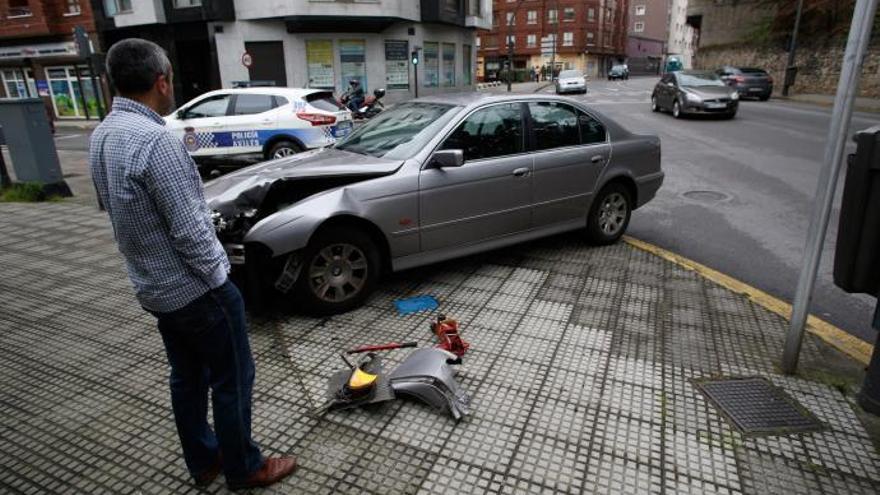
[293,227,380,315]
[267,140,302,160]
[651,96,659,112]
[725,111,737,119]
[672,100,683,119]
[586,183,632,245]
[759,94,770,101]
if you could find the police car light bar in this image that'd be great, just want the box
[296,112,337,126]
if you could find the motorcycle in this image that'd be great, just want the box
[338,88,386,120]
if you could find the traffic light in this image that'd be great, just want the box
[411,50,419,66]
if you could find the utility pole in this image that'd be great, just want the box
[782,0,805,96]
[781,0,878,373]
[506,0,528,92]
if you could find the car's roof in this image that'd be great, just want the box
[198,87,329,98]
[678,70,716,76]
[410,92,591,107]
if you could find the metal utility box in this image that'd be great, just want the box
[833,125,880,295]
[0,98,71,196]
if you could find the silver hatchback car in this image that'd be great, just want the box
[205,93,663,314]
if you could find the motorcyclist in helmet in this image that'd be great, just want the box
[346,79,365,114]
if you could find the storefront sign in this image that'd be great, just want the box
[35,80,49,97]
[340,40,367,91]
[384,40,408,90]
[306,40,334,89]
[0,42,77,60]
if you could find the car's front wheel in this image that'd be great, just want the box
[586,183,632,245]
[293,226,380,315]
[267,140,302,160]
[651,95,659,112]
[672,100,683,119]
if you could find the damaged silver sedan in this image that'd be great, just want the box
[205,93,663,314]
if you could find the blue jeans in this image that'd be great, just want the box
[150,280,264,482]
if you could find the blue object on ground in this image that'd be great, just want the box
[394,295,439,315]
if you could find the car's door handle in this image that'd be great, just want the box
[591,155,605,163]
[512,167,530,177]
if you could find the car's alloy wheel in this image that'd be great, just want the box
[672,100,682,119]
[268,140,301,160]
[308,243,368,303]
[273,146,297,159]
[293,227,380,314]
[651,96,659,112]
[586,183,632,245]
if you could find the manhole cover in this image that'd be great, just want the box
[682,190,730,202]
[693,377,824,437]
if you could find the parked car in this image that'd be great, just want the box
[608,65,629,81]
[651,70,739,119]
[165,87,354,164]
[716,66,773,101]
[204,93,664,315]
[555,70,587,94]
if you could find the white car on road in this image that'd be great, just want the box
[165,87,354,162]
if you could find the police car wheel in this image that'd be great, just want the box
[267,141,302,160]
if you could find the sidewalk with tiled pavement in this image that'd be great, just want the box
[1,201,879,494]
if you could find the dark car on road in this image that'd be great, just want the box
[608,65,629,81]
[716,66,773,101]
[651,71,739,119]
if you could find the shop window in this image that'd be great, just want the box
[104,0,133,16]
[462,45,472,86]
[1,68,36,99]
[423,42,439,88]
[340,40,367,92]
[384,40,409,90]
[442,43,455,87]
[306,40,334,89]
[46,66,105,119]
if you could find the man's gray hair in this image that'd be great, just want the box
[106,38,172,95]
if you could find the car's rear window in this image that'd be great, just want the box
[559,70,581,79]
[305,91,345,112]
[741,68,768,75]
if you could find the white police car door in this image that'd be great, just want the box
[176,93,233,157]
[216,94,281,157]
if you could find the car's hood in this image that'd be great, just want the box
[683,86,735,99]
[204,147,402,216]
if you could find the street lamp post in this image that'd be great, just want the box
[783,0,805,97]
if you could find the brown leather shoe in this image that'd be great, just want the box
[227,457,298,490]
[194,459,222,487]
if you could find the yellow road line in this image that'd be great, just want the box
[623,235,873,365]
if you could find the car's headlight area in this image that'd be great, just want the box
[685,92,702,103]
[212,208,259,241]
[731,91,740,100]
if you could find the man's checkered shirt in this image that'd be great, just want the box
[90,97,230,313]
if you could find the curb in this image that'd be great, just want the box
[773,95,880,114]
[623,235,873,365]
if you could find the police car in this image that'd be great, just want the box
[165,87,354,162]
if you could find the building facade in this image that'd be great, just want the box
[626,0,667,75]
[666,0,693,68]
[477,0,628,81]
[686,0,770,51]
[92,0,235,107]
[212,0,491,103]
[0,0,107,120]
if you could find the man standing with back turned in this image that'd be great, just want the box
[89,39,297,490]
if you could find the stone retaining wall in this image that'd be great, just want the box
[693,44,880,97]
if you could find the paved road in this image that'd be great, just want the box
[46,82,880,341]
[546,77,880,342]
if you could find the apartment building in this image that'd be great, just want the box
[626,0,667,75]
[666,0,693,68]
[0,0,106,120]
[477,0,629,81]
[93,0,235,107]
[212,0,491,103]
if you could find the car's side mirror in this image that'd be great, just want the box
[176,109,186,120]
[428,149,464,169]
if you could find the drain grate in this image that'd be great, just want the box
[693,377,825,437]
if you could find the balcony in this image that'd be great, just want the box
[163,0,235,23]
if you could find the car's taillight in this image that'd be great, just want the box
[733,75,746,83]
[296,112,336,126]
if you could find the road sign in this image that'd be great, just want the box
[241,52,253,68]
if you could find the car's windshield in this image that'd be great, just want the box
[334,103,460,159]
[612,65,626,71]
[677,73,726,88]
[559,70,581,79]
